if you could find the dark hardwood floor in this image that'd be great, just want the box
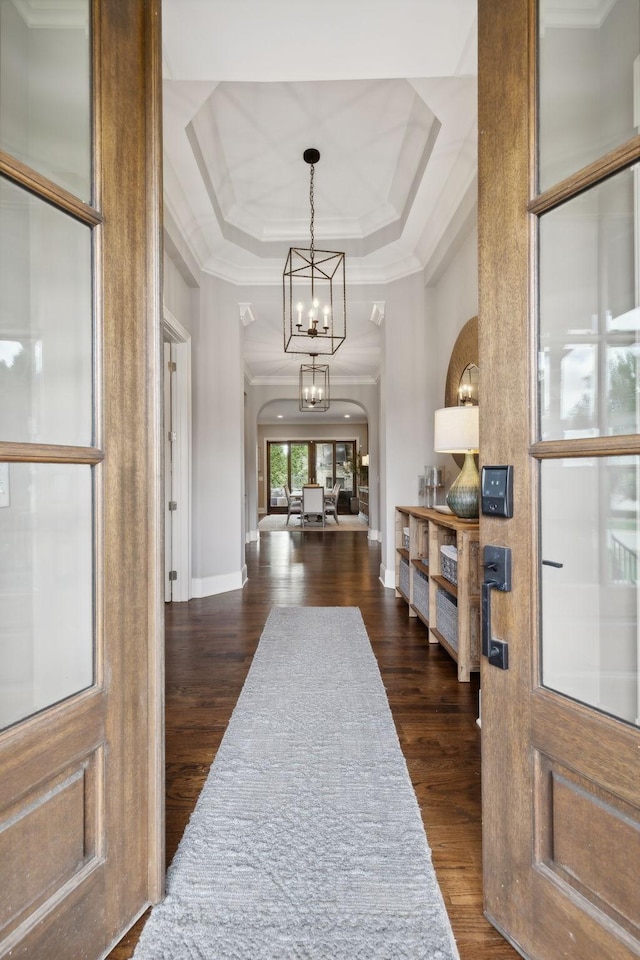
[108,531,520,959]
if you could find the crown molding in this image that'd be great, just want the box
[540,0,617,29]
[11,0,87,29]
[247,374,378,387]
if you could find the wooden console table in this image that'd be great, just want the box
[395,506,480,682]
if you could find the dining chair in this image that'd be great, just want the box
[324,481,340,524]
[302,485,325,528]
[284,484,301,525]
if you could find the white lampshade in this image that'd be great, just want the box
[433,406,479,453]
[361,454,369,466]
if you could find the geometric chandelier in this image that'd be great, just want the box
[299,354,330,412]
[283,148,346,356]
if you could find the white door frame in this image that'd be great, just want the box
[162,306,192,602]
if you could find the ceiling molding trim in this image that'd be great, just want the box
[11,0,88,28]
[186,108,440,263]
[369,302,386,326]
[540,0,617,29]
[163,168,210,277]
[201,252,424,287]
[423,174,477,287]
[247,374,378,387]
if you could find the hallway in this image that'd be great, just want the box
[109,531,519,959]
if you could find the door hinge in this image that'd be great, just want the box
[168,501,177,511]
[168,431,177,442]
[169,570,177,581]
[168,360,177,373]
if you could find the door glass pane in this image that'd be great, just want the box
[315,442,334,492]
[0,0,91,200]
[0,177,93,446]
[290,443,309,493]
[269,443,288,507]
[0,462,94,730]
[336,442,355,499]
[540,456,639,727]
[538,0,640,191]
[538,168,640,441]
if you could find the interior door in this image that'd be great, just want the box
[315,441,334,492]
[314,441,356,509]
[267,441,310,512]
[290,441,310,492]
[164,342,176,601]
[0,2,163,957]
[479,2,640,959]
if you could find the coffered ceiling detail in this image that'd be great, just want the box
[161,0,479,384]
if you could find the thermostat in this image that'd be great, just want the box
[481,465,513,518]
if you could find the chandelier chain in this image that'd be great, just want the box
[309,163,315,261]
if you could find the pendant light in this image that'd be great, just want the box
[283,148,346,356]
[299,354,330,412]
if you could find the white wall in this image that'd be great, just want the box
[163,251,197,335]
[191,272,246,596]
[379,272,433,584]
[379,224,479,587]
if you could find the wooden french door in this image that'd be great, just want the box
[0,2,163,958]
[267,442,311,512]
[267,440,357,513]
[479,2,640,959]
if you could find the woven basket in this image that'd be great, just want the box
[399,556,410,598]
[440,544,458,585]
[413,567,429,621]
[436,588,458,650]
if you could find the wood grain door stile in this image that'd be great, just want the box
[0,3,164,958]
[479,2,640,959]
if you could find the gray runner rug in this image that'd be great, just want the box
[133,606,460,960]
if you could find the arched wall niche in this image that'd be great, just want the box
[444,315,479,409]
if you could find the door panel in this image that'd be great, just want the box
[480,2,640,959]
[540,456,639,724]
[315,441,334,491]
[0,0,92,201]
[268,441,291,511]
[537,0,640,193]
[164,342,175,602]
[0,178,93,446]
[267,441,311,512]
[0,462,93,729]
[290,442,310,492]
[0,2,163,957]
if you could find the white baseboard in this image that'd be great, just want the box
[379,563,396,590]
[246,529,260,542]
[368,528,381,542]
[191,570,246,598]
